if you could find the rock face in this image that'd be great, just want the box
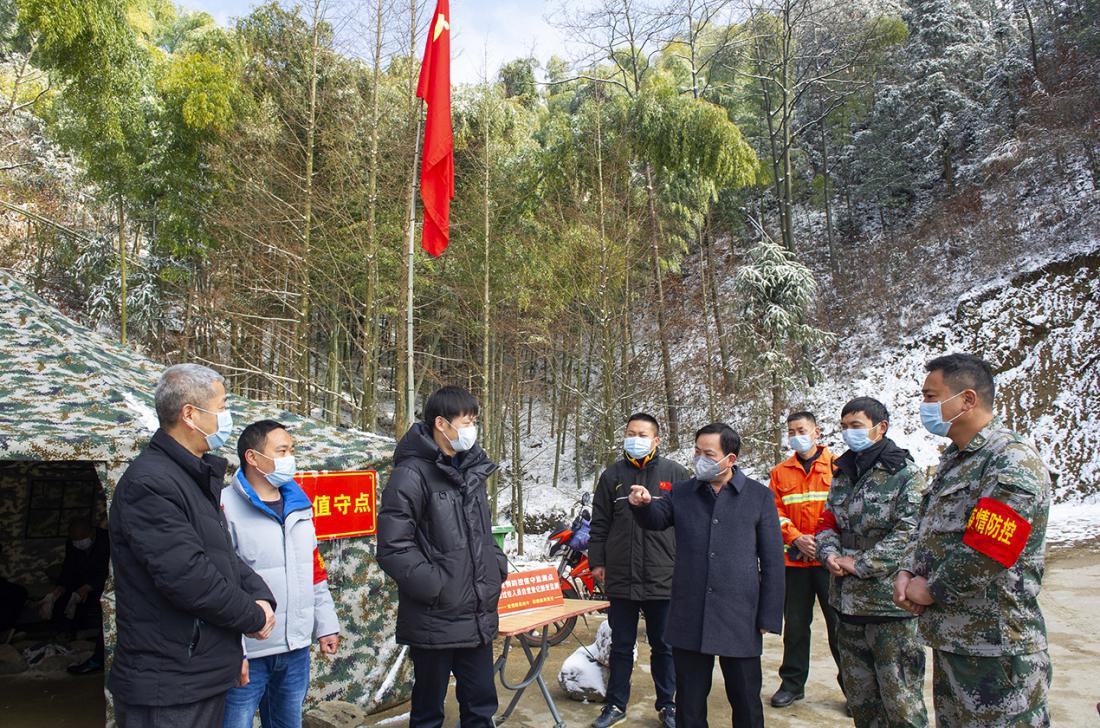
[558,621,635,702]
[0,644,28,674]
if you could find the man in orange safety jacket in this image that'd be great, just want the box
[767,410,844,710]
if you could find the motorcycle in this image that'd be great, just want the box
[527,492,605,646]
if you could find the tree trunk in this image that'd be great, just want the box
[702,213,732,391]
[697,222,719,421]
[771,371,784,465]
[596,101,617,467]
[327,322,340,424]
[359,0,385,433]
[510,370,524,556]
[643,163,679,448]
[573,346,584,489]
[820,115,837,274]
[481,86,493,452]
[118,200,127,345]
[297,2,321,416]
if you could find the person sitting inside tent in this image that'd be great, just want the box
[35,517,110,673]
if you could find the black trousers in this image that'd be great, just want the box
[606,598,675,711]
[0,578,27,631]
[672,648,763,728]
[778,566,842,694]
[409,642,497,728]
[114,692,227,728]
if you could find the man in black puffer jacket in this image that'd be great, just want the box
[588,413,688,728]
[378,386,507,728]
[109,364,276,728]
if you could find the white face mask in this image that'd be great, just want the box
[448,421,478,452]
[72,538,93,551]
[254,451,296,487]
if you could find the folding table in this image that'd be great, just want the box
[493,598,608,728]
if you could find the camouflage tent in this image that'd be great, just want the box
[0,271,412,719]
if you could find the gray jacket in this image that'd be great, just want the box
[222,470,340,659]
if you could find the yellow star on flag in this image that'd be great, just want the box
[433,13,449,42]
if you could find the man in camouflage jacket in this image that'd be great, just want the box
[895,354,1051,727]
[817,397,928,728]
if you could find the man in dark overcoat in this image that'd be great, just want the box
[631,422,785,728]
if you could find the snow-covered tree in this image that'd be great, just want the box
[895,0,991,192]
[732,232,833,462]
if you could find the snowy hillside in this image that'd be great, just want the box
[494,105,1100,548]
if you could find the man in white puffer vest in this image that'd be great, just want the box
[221,420,341,728]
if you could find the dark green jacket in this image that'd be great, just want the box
[817,442,927,618]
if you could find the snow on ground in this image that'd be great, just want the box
[1047,497,1100,546]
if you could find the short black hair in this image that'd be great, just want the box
[423,385,480,428]
[237,420,288,467]
[626,412,660,434]
[786,410,817,426]
[694,422,742,456]
[926,353,996,407]
[841,397,890,426]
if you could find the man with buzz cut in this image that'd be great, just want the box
[895,353,1052,726]
[768,410,843,710]
[221,420,341,728]
[816,397,928,728]
[588,413,689,728]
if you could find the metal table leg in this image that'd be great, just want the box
[493,627,566,728]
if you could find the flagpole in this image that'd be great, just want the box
[405,102,423,429]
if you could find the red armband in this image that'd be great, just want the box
[815,509,838,535]
[659,481,672,491]
[313,548,328,585]
[962,497,1031,568]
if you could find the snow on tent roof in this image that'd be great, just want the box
[0,270,393,474]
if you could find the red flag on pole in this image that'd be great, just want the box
[417,0,453,257]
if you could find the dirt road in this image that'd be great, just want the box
[364,544,1100,727]
[2,547,1097,726]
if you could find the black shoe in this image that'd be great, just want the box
[769,689,804,708]
[591,705,627,728]
[659,706,676,728]
[67,657,103,675]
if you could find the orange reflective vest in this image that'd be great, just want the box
[768,446,834,568]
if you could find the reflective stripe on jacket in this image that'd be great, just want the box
[768,446,834,567]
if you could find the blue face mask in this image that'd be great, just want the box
[624,436,655,459]
[920,391,966,437]
[191,406,234,451]
[842,428,875,452]
[789,434,814,454]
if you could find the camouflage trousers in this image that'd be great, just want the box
[931,649,1051,727]
[837,618,928,728]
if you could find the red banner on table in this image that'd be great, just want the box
[295,470,378,541]
[498,567,564,615]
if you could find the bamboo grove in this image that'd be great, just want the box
[3,0,1097,539]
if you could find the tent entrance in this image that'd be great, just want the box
[0,460,108,727]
